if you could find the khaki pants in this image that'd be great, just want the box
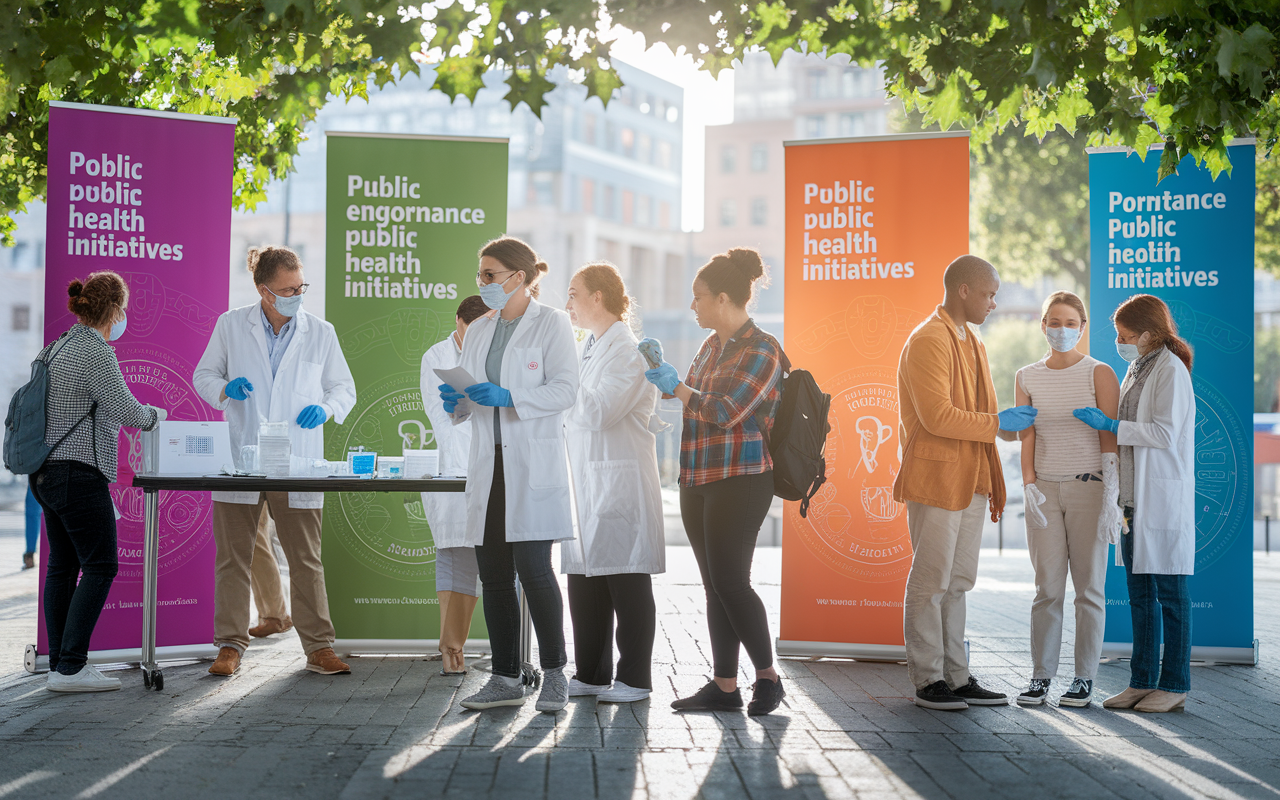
[250,506,289,624]
[904,494,986,690]
[1027,478,1107,681]
[213,495,333,655]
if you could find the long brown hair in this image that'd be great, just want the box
[1112,294,1193,371]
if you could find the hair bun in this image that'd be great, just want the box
[726,248,764,281]
[67,280,84,297]
[534,260,549,274]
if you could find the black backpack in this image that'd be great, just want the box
[767,366,832,518]
[4,334,97,475]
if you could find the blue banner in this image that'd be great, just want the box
[1088,143,1255,661]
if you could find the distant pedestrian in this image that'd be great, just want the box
[22,483,40,570]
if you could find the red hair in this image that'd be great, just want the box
[1112,294,1193,371]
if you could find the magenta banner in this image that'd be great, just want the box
[39,102,234,658]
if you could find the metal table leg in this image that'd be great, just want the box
[141,488,163,690]
[516,578,540,689]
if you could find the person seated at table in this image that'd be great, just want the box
[194,246,357,678]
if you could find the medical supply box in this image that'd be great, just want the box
[142,421,234,477]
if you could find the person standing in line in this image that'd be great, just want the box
[420,294,491,675]
[642,247,787,717]
[1074,294,1197,714]
[1013,292,1121,709]
[22,483,40,570]
[194,246,357,678]
[438,237,579,713]
[34,271,164,692]
[894,255,1038,711]
[562,263,665,704]
[246,508,292,639]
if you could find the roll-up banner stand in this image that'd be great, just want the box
[29,101,234,671]
[323,132,506,654]
[779,132,970,660]
[1088,141,1258,665]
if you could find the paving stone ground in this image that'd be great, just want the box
[0,512,1277,800]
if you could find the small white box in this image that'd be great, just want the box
[143,421,234,476]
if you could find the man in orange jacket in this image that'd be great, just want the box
[893,255,1037,711]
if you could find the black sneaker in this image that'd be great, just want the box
[913,680,968,711]
[747,677,785,716]
[1058,678,1093,708]
[951,676,1008,706]
[1017,679,1051,706]
[671,681,743,712]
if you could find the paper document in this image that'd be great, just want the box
[433,366,480,417]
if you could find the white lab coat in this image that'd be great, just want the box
[194,303,357,508]
[420,331,470,548]
[451,299,579,544]
[1117,347,1196,575]
[561,322,666,576]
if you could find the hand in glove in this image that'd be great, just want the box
[645,363,681,395]
[998,405,1038,432]
[224,377,254,401]
[296,405,327,429]
[439,383,465,414]
[1023,483,1048,528]
[465,382,513,408]
[1073,407,1119,433]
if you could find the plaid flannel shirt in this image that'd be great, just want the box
[679,319,787,487]
[40,324,158,482]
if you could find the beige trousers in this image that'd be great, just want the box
[1027,478,1108,681]
[904,494,986,690]
[213,495,334,655]
[250,506,289,624]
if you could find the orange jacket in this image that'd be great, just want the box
[892,306,1006,519]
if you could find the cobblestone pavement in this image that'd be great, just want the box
[1,515,1277,799]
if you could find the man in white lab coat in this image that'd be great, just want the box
[194,246,357,677]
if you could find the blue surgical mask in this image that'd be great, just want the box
[268,287,303,318]
[109,312,127,342]
[1045,326,1081,353]
[479,273,520,311]
[1117,343,1140,362]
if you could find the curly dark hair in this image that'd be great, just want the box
[67,271,127,328]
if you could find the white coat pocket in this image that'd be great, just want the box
[527,437,569,489]
[294,360,324,401]
[580,460,643,564]
[1146,477,1186,533]
[511,347,545,388]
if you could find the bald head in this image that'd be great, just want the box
[943,255,998,294]
[942,254,1000,326]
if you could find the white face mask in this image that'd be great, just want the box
[1045,326,1081,353]
[1117,332,1152,362]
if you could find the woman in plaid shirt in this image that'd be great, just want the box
[643,247,787,716]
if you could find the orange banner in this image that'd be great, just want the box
[780,133,969,658]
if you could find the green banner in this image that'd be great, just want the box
[322,132,507,644]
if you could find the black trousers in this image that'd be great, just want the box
[32,461,118,675]
[568,572,656,690]
[473,447,567,678]
[679,471,775,679]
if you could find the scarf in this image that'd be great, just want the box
[1118,347,1161,508]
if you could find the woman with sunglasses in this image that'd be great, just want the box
[439,237,579,714]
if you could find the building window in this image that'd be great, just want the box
[839,112,866,137]
[750,198,767,227]
[805,69,827,99]
[12,304,30,332]
[659,201,672,230]
[636,194,652,226]
[603,184,616,219]
[720,199,736,227]
[604,121,617,151]
[621,127,635,158]
[721,144,736,174]
[581,178,596,215]
[803,115,826,138]
[630,247,654,308]
[750,143,768,172]
[638,133,653,164]
[657,141,673,171]
[622,190,635,224]
[582,113,597,146]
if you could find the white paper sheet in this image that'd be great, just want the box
[433,366,480,417]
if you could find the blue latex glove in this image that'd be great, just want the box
[645,363,681,395]
[296,404,327,429]
[224,377,254,401]
[998,405,1038,432]
[637,338,664,369]
[439,383,464,414]
[465,382,513,408]
[1073,407,1119,433]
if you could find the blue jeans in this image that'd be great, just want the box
[24,483,41,554]
[31,461,118,675]
[1121,508,1191,693]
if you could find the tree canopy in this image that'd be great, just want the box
[3,0,1279,242]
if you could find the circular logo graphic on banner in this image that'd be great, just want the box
[112,346,216,581]
[1191,376,1249,572]
[328,372,439,582]
[788,365,912,582]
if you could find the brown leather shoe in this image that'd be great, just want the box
[249,616,293,638]
[305,647,351,675]
[1103,686,1154,709]
[208,646,241,676]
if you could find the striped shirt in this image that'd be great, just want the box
[40,324,159,482]
[679,320,787,487]
[1017,354,1104,478]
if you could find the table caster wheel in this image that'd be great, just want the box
[143,671,153,689]
[153,672,164,691]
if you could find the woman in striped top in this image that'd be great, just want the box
[1013,291,1121,709]
[32,271,163,693]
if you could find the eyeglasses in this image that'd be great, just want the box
[476,269,516,287]
[269,283,309,298]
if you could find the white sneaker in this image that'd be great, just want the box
[47,665,122,693]
[568,677,611,697]
[597,680,650,703]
